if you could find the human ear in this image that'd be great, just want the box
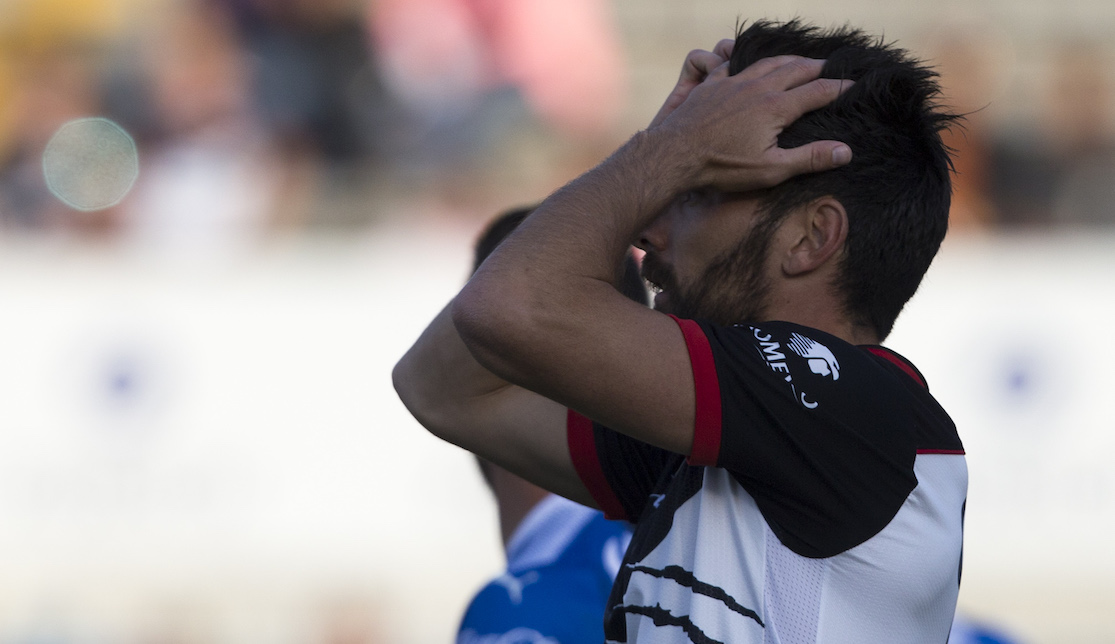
[781,197,848,276]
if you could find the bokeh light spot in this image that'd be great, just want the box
[42,117,140,211]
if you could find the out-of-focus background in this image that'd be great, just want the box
[0,0,1113,642]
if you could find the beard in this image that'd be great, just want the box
[641,213,780,326]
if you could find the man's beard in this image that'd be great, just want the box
[642,214,780,326]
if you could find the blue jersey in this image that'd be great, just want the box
[458,495,632,644]
[949,615,1024,644]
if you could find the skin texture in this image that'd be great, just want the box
[639,189,777,324]
[393,47,857,505]
[483,462,552,547]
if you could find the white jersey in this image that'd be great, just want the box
[568,319,967,644]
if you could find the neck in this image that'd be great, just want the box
[764,279,880,346]
[488,467,552,549]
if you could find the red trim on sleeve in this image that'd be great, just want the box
[566,409,628,521]
[917,448,966,455]
[667,316,723,467]
[863,346,927,388]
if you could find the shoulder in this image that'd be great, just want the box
[696,319,956,442]
[699,320,889,387]
[689,319,931,439]
[683,320,961,557]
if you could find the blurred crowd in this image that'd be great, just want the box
[1,0,1115,253]
[929,28,1115,231]
[0,0,627,252]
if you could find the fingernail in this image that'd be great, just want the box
[833,145,852,165]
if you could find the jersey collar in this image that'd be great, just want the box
[506,494,597,574]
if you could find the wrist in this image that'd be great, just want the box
[608,129,703,222]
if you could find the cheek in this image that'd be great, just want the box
[674,227,746,282]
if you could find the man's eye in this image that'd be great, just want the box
[680,189,705,205]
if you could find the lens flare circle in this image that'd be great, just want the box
[42,116,140,212]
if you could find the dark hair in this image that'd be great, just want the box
[730,19,959,339]
[473,205,649,306]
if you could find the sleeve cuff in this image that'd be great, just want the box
[566,409,629,521]
[668,316,723,467]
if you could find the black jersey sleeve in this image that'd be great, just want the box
[672,316,936,558]
[568,410,679,523]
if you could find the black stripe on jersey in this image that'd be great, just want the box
[626,564,764,626]
[617,604,723,644]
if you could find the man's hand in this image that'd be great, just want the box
[650,54,853,193]
[649,39,735,129]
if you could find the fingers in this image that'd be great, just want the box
[712,38,734,60]
[680,49,729,84]
[676,39,734,85]
[774,141,854,181]
[706,60,731,81]
[754,57,826,90]
[742,59,852,126]
[784,77,854,117]
[732,55,819,83]
[649,44,734,129]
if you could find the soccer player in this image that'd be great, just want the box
[457,207,644,644]
[396,19,966,643]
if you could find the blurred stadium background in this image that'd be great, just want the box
[1,0,1114,642]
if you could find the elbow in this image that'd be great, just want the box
[452,286,487,350]
[452,273,546,382]
[390,357,413,413]
[391,354,423,427]
[392,351,446,441]
[453,276,518,363]
[455,268,587,389]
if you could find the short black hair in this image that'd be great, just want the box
[472,207,533,274]
[472,205,649,306]
[730,19,959,339]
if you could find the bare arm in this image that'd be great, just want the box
[392,301,596,506]
[454,56,853,454]
[394,50,853,504]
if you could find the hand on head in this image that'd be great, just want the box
[649,38,735,129]
[649,45,854,194]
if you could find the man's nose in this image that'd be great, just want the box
[635,211,671,253]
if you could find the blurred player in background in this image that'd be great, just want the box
[457,206,644,644]
[950,615,1025,644]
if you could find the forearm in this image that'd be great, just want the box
[453,131,692,385]
[491,130,693,288]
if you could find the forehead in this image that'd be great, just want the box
[673,190,766,229]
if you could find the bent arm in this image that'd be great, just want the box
[454,56,852,453]
[392,301,596,507]
[453,133,699,453]
[396,53,852,500]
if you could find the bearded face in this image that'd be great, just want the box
[641,211,781,327]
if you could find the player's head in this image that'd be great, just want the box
[472,207,531,274]
[472,205,648,486]
[727,19,959,339]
